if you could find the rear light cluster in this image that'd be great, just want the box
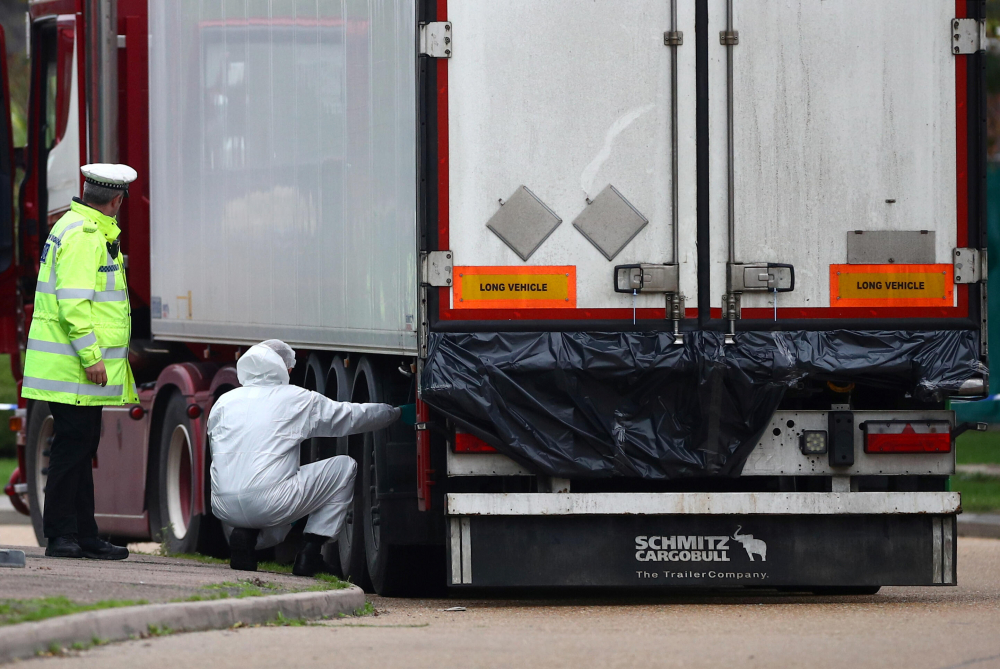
[862,421,951,454]
[454,431,497,453]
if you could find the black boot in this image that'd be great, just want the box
[44,535,83,558]
[79,536,129,560]
[293,534,332,577]
[229,528,260,571]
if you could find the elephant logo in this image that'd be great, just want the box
[732,525,767,562]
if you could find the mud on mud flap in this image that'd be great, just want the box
[420,330,982,480]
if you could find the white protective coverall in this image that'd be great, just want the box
[208,344,400,549]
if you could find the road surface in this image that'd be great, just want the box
[18,537,1000,669]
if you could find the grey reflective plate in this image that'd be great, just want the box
[572,184,649,261]
[846,230,936,264]
[486,186,562,261]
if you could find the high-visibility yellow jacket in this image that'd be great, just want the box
[21,198,138,406]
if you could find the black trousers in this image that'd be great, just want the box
[43,402,103,539]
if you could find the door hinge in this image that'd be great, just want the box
[952,18,984,54]
[720,30,739,46]
[727,263,795,292]
[421,251,454,287]
[664,31,683,46]
[954,248,987,284]
[613,264,679,294]
[419,22,452,58]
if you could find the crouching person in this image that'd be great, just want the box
[207,340,400,576]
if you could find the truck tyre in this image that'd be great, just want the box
[340,357,372,590]
[355,356,415,596]
[321,355,352,573]
[24,401,53,547]
[195,434,229,558]
[300,354,328,464]
[362,427,408,595]
[150,391,201,554]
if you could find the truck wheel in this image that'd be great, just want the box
[319,356,352,574]
[195,434,229,559]
[340,357,372,590]
[325,356,352,461]
[150,392,201,554]
[362,428,403,594]
[300,354,328,464]
[356,356,414,596]
[24,401,53,547]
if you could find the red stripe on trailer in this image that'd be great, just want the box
[441,307,668,321]
[951,0,971,320]
[436,0,450,318]
[741,304,966,320]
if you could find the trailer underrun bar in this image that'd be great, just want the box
[446,492,962,516]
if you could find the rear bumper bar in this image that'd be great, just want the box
[446,493,959,588]
[446,492,961,516]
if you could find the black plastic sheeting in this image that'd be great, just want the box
[420,330,984,480]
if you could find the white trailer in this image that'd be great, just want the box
[142,0,989,593]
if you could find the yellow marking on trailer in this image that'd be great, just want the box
[830,264,952,307]
[453,266,576,309]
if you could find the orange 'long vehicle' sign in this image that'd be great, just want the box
[829,264,953,307]
[453,266,576,309]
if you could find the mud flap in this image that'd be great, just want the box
[447,514,956,588]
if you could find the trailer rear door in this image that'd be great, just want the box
[710,0,978,325]
[441,0,698,322]
[435,0,983,332]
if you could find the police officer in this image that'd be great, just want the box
[22,164,139,560]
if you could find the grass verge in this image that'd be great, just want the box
[0,597,146,626]
[954,431,1000,512]
[175,573,350,603]
[952,473,1000,513]
[165,552,295,575]
[956,430,1000,466]
[4,571,351,627]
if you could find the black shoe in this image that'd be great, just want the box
[44,535,83,558]
[292,535,332,577]
[79,536,129,560]
[229,528,259,572]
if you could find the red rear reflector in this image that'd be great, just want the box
[8,416,22,432]
[454,432,497,453]
[863,421,951,453]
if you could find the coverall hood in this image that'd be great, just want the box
[237,345,289,387]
